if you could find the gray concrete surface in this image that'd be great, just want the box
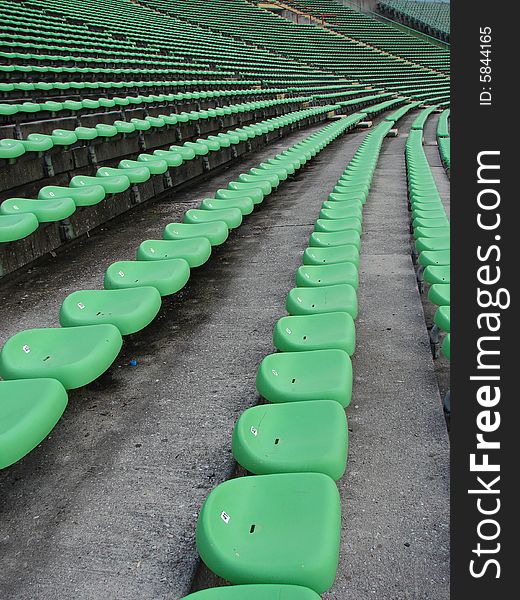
[0,121,372,600]
[327,114,450,600]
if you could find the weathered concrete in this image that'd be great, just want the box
[327,114,450,600]
[0,121,371,600]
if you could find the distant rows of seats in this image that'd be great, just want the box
[377,1,450,42]
[284,0,449,71]
[138,0,450,103]
[187,101,420,598]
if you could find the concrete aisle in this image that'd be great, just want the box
[327,113,450,600]
[0,121,371,600]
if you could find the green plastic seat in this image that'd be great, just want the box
[296,263,358,290]
[137,238,211,267]
[59,287,162,335]
[121,158,167,175]
[256,163,289,180]
[20,134,53,153]
[415,236,450,253]
[310,230,361,251]
[424,265,450,285]
[273,312,355,355]
[169,145,196,160]
[180,584,321,599]
[314,218,362,235]
[256,349,352,407]
[98,165,150,184]
[184,141,209,155]
[38,184,106,207]
[0,213,39,242]
[51,129,78,146]
[74,126,99,141]
[152,150,184,167]
[232,400,347,480]
[183,208,242,230]
[0,197,76,222]
[428,283,450,306]
[196,472,340,593]
[319,206,363,220]
[0,379,68,470]
[239,172,278,190]
[414,226,450,239]
[0,325,122,390]
[163,222,229,246]
[200,197,254,216]
[71,174,130,194]
[104,259,190,296]
[413,215,449,228]
[286,284,358,319]
[227,182,267,201]
[434,305,450,333]
[303,245,359,268]
[418,250,450,268]
[216,187,264,204]
[0,139,26,160]
[328,191,366,204]
[441,334,450,360]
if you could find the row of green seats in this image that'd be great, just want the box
[190,105,417,598]
[192,116,363,598]
[437,108,450,173]
[405,107,450,361]
[0,95,309,161]
[0,109,365,472]
[0,86,288,117]
[0,102,337,242]
[0,79,261,96]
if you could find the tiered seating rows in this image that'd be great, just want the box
[0,110,369,470]
[187,102,420,597]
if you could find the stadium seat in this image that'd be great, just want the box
[0,197,76,223]
[256,349,352,407]
[303,245,360,268]
[59,287,162,335]
[295,263,359,290]
[163,222,229,246]
[0,378,68,470]
[196,472,341,593]
[309,230,361,251]
[428,283,450,307]
[286,284,358,319]
[0,325,123,389]
[232,400,348,479]
[38,184,106,207]
[273,312,355,355]
[137,238,212,267]
[0,213,39,242]
[183,208,243,230]
[180,585,321,599]
[104,259,190,296]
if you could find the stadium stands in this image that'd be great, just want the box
[377,1,450,42]
[0,0,450,597]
